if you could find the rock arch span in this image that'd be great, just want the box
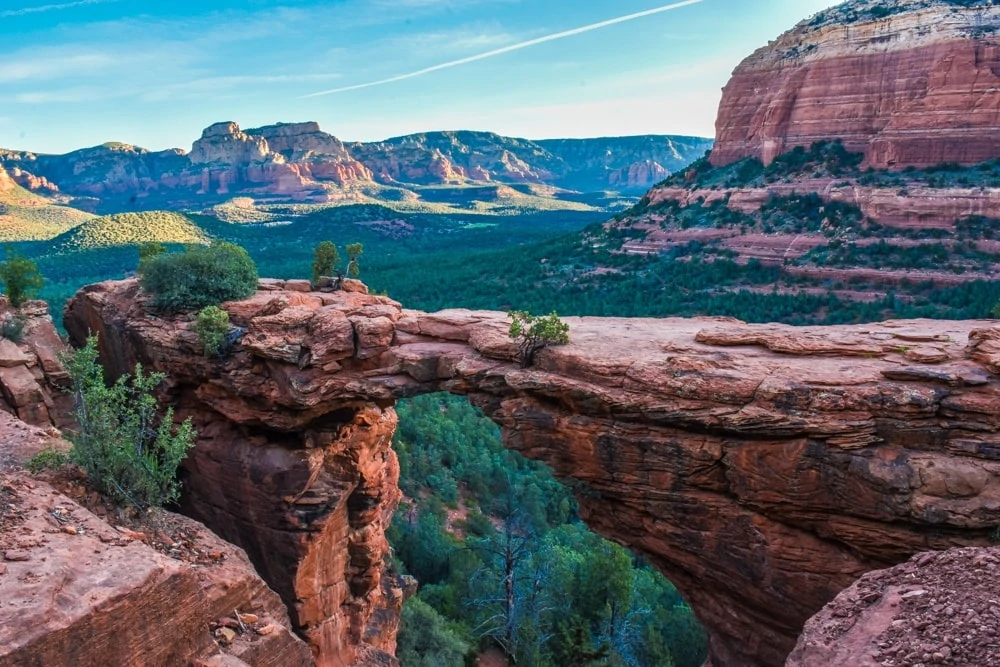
[65,279,1000,667]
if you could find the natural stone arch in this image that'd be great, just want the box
[66,279,1000,667]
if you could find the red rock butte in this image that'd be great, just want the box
[62,278,1000,667]
[710,1,1000,169]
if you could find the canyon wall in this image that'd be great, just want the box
[65,278,1000,667]
[711,1,1000,169]
[0,298,74,433]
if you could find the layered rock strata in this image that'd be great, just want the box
[65,278,1000,667]
[712,1,1000,169]
[0,299,73,430]
[65,281,407,666]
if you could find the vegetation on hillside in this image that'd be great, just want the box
[0,179,94,241]
[52,210,208,251]
[665,140,1000,192]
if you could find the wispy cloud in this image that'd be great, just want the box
[382,26,517,59]
[301,0,704,97]
[13,86,121,104]
[0,0,121,19]
[139,73,344,102]
[0,52,114,83]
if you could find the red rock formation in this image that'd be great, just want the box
[64,281,408,666]
[0,474,313,667]
[1,127,712,206]
[0,423,312,667]
[650,181,1000,230]
[65,279,1000,667]
[6,166,59,195]
[0,300,73,430]
[711,1,1000,169]
[788,546,1000,667]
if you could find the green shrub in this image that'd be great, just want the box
[0,249,44,308]
[311,241,340,286]
[62,335,196,509]
[137,242,167,270]
[193,306,231,358]
[25,448,70,473]
[138,241,258,311]
[508,310,570,367]
[395,597,472,667]
[346,242,363,279]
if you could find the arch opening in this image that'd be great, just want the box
[390,393,708,667]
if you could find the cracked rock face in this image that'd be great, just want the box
[65,279,1000,667]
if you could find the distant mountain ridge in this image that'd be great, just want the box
[0,122,712,211]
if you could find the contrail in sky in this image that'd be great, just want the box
[0,0,120,18]
[300,0,704,98]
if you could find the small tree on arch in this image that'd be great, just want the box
[507,311,569,368]
[311,241,340,287]
[345,243,363,279]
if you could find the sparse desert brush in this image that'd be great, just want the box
[54,211,208,251]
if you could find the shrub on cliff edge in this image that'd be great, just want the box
[311,241,340,287]
[508,310,570,368]
[0,248,44,308]
[62,335,196,509]
[193,305,231,358]
[138,241,257,311]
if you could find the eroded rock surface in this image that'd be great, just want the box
[0,299,72,431]
[788,546,1000,667]
[711,1,1000,169]
[64,279,1000,667]
[0,424,311,667]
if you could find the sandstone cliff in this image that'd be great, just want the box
[65,278,1000,667]
[0,299,74,431]
[711,0,1000,169]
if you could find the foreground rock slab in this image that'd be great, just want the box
[0,471,311,667]
[788,546,1000,667]
[65,279,1000,667]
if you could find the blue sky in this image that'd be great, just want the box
[0,0,838,154]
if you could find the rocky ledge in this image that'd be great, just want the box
[0,423,312,667]
[63,278,1000,667]
[0,299,73,432]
